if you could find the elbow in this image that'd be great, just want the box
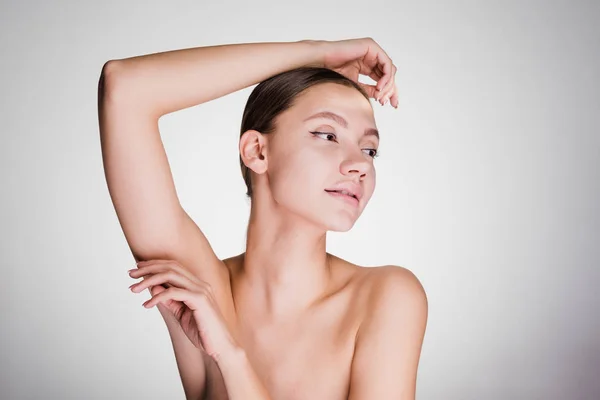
[98,60,128,103]
[99,60,118,89]
[101,59,119,76]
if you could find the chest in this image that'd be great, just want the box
[234,314,358,400]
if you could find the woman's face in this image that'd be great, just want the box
[264,82,379,232]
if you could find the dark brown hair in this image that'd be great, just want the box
[239,67,370,198]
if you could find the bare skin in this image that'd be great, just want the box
[99,39,427,399]
[214,253,416,400]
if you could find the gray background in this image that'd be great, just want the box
[1,1,599,399]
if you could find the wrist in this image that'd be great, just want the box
[212,346,272,399]
[212,343,247,369]
[297,39,327,69]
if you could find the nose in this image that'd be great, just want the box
[340,148,371,179]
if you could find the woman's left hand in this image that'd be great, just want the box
[128,260,240,362]
[316,38,398,107]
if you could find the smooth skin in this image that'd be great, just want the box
[98,38,427,399]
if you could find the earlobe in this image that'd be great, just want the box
[239,129,268,174]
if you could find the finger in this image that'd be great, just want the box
[379,65,397,104]
[365,69,386,101]
[135,259,173,268]
[130,270,195,293]
[130,260,200,285]
[149,284,167,297]
[379,79,396,106]
[144,287,209,312]
[143,287,188,308]
[359,45,380,73]
[383,84,398,108]
[358,82,379,100]
[364,74,383,102]
[130,264,163,278]
[359,56,384,91]
[373,65,386,100]
[366,69,382,86]
[390,90,399,108]
[130,260,167,278]
[375,52,393,93]
[359,51,389,102]
[380,82,396,107]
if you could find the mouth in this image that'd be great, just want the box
[324,189,360,206]
[324,189,358,200]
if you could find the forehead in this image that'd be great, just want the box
[285,83,375,126]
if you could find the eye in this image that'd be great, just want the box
[363,149,379,158]
[311,131,338,142]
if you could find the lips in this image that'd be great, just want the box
[324,182,363,201]
[325,190,360,207]
[324,189,358,200]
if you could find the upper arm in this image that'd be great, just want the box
[98,60,226,284]
[99,61,230,400]
[348,266,428,400]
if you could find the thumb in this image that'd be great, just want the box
[358,82,378,100]
[149,285,183,319]
[149,284,166,296]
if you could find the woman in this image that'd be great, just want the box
[98,38,428,399]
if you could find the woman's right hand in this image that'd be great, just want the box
[312,38,398,108]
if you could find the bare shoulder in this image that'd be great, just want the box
[343,263,428,398]
[327,255,427,319]
[359,265,428,326]
[364,265,427,301]
[330,254,426,303]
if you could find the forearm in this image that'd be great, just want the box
[104,40,325,118]
[215,347,272,400]
[159,307,208,400]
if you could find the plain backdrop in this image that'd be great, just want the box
[1,1,598,399]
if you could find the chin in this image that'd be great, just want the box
[318,200,365,233]
[277,191,363,232]
[324,215,358,232]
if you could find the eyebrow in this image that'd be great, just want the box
[303,111,380,140]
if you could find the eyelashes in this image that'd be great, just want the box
[310,131,380,159]
[311,131,337,142]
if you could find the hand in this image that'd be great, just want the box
[128,260,239,361]
[313,37,398,108]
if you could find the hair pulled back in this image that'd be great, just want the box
[239,67,370,198]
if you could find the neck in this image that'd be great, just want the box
[232,195,333,322]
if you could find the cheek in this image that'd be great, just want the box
[268,146,329,202]
[370,167,377,187]
[365,169,376,199]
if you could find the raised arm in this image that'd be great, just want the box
[97,40,327,400]
[98,39,326,264]
[97,40,329,278]
[100,41,326,118]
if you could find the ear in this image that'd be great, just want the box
[239,129,268,175]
